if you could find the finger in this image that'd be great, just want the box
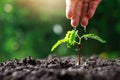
[71,0,83,27]
[80,1,89,27]
[71,17,79,27]
[81,3,88,17]
[87,0,102,19]
[80,2,88,27]
[66,0,77,19]
[75,0,83,17]
[80,16,89,27]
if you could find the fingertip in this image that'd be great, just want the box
[71,20,78,27]
[80,16,89,27]
[71,17,79,27]
[66,10,73,19]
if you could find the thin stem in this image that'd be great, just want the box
[78,50,80,65]
[78,43,81,65]
[77,34,81,44]
[77,34,81,39]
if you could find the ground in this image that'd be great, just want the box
[0,55,120,80]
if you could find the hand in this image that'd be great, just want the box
[66,0,102,27]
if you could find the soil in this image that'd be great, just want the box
[0,55,120,80]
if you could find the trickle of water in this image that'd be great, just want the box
[83,27,86,33]
[74,27,76,30]
[84,37,88,40]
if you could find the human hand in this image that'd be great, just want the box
[66,0,102,27]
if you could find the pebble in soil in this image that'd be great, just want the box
[0,55,120,80]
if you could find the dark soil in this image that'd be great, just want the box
[0,55,120,80]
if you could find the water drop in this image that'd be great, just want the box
[84,37,88,40]
[74,27,76,30]
[83,27,86,33]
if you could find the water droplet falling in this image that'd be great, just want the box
[84,37,88,40]
[84,27,86,33]
[74,27,76,30]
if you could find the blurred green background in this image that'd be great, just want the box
[0,0,120,61]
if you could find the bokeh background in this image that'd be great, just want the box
[0,0,120,61]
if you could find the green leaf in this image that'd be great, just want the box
[69,30,77,45]
[81,34,106,43]
[51,39,68,51]
[51,30,77,51]
[67,42,71,48]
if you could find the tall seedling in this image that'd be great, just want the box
[51,29,106,65]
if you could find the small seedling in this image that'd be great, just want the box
[51,29,106,65]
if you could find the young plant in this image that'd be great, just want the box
[51,29,106,65]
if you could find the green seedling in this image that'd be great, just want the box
[51,29,106,65]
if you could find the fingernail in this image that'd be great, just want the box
[81,24,86,28]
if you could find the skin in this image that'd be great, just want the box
[66,0,102,27]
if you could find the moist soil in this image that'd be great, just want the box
[0,55,120,80]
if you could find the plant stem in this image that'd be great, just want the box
[78,50,80,65]
[76,34,81,44]
[78,43,81,65]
